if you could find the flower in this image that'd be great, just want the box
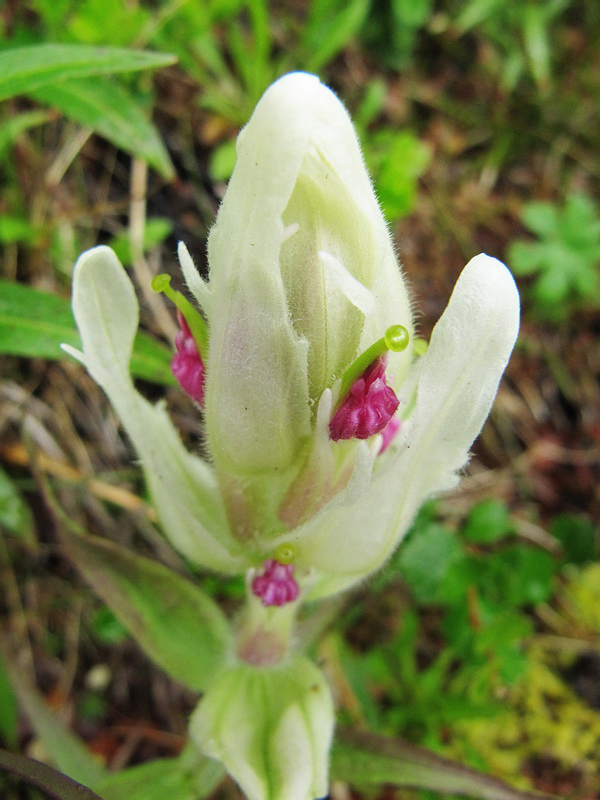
[328,356,399,441]
[65,71,519,602]
[65,71,519,800]
[171,312,205,404]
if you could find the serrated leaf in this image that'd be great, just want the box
[331,728,556,799]
[0,280,175,385]
[0,43,176,102]
[59,528,231,692]
[29,78,174,179]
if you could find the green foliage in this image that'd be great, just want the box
[551,513,597,565]
[0,465,35,544]
[354,82,431,222]
[345,501,564,759]
[331,728,547,800]
[153,0,370,125]
[362,0,433,69]
[0,280,175,385]
[508,193,600,321]
[96,745,224,800]
[108,219,173,267]
[60,527,233,692]
[365,129,431,221]
[0,43,175,102]
[462,498,514,544]
[0,655,18,749]
[452,0,572,91]
[90,606,129,645]
[29,78,173,177]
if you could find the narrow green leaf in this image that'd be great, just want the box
[0,636,108,787]
[0,464,35,544]
[0,43,176,102]
[59,528,232,692]
[96,745,223,800]
[0,280,175,385]
[0,749,104,800]
[29,78,174,179]
[331,729,556,800]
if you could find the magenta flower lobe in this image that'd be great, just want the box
[252,559,300,607]
[171,313,205,405]
[329,357,399,441]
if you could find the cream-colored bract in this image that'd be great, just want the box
[63,246,245,574]
[65,73,519,593]
[190,657,334,800]
[280,253,520,600]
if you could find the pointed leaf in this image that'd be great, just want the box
[0,44,176,102]
[0,280,175,385]
[29,78,174,178]
[59,526,232,692]
[331,729,556,800]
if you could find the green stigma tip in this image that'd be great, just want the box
[384,325,410,352]
[274,544,296,565]
[151,273,171,294]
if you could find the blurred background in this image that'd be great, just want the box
[0,1,599,797]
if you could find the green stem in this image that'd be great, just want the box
[151,274,208,359]
[337,324,410,404]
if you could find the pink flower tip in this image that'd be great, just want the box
[329,357,399,441]
[171,313,205,405]
[251,559,300,607]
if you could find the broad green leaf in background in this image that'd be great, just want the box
[331,728,556,800]
[59,527,232,692]
[0,465,35,544]
[29,78,174,179]
[0,280,175,385]
[0,43,176,102]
